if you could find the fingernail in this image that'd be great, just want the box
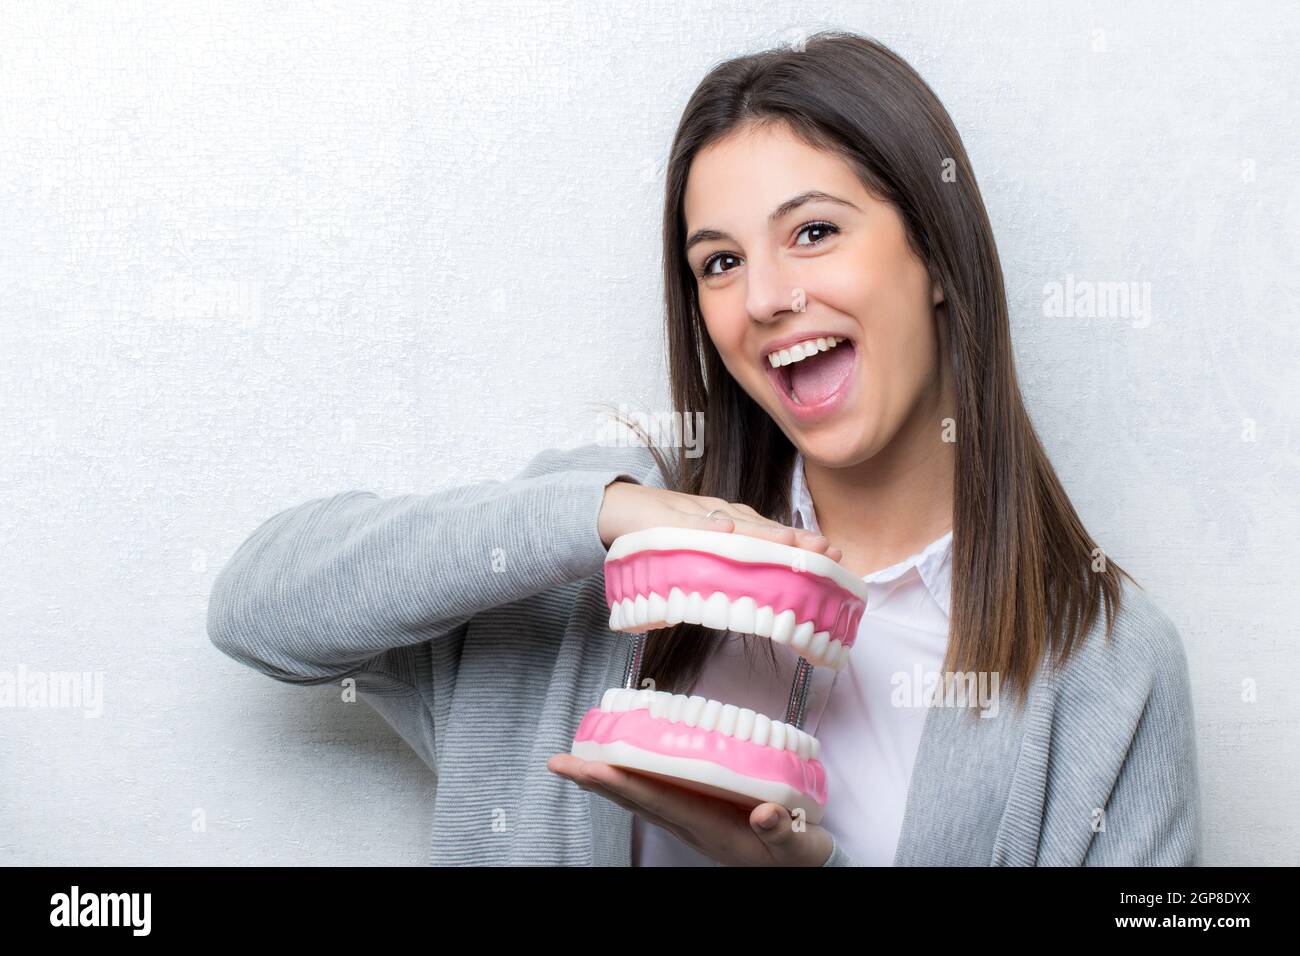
[756,810,779,830]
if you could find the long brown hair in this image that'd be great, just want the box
[612,30,1135,715]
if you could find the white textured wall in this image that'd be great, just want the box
[2,1,1295,865]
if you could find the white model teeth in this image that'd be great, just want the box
[607,588,850,670]
[597,688,821,759]
[767,335,844,369]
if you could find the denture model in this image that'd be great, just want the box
[570,526,868,825]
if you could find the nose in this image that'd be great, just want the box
[744,247,801,325]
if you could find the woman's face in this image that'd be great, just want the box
[682,121,947,468]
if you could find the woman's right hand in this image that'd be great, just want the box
[597,480,843,563]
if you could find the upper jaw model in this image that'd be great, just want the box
[570,526,868,826]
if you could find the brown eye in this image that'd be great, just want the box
[795,221,839,246]
[701,252,741,278]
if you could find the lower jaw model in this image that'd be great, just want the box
[570,527,868,825]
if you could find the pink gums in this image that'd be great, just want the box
[573,707,828,807]
[604,549,865,646]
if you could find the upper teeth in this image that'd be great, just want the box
[608,588,850,670]
[768,336,843,368]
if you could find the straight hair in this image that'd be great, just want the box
[608,30,1135,716]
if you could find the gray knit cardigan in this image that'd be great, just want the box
[207,442,1201,866]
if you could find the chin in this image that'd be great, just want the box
[797,428,877,468]
[761,391,876,461]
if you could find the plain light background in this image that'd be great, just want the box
[2,0,1295,865]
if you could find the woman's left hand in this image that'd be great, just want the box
[547,753,834,866]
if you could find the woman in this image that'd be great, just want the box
[208,31,1200,866]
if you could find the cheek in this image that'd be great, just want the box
[869,301,939,423]
[815,248,936,408]
[802,232,907,322]
[802,252,873,314]
[828,239,933,363]
[699,300,751,371]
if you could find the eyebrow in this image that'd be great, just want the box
[684,190,860,254]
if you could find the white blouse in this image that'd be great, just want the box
[633,453,953,866]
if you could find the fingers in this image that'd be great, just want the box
[578,778,698,848]
[693,511,736,532]
[551,756,830,866]
[729,503,776,525]
[679,495,841,563]
[719,504,834,555]
[552,755,744,851]
[748,803,829,865]
[583,760,739,832]
[731,520,834,557]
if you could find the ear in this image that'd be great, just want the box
[930,279,945,306]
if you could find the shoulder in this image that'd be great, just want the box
[1054,575,1190,698]
[516,441,669,487]
[1042,575,1195,755]
[1033,577,1201,865]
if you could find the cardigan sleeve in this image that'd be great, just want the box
[1081,618,1202,866]
[206,443,660,686]
[821,831,858,866]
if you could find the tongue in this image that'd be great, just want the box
[789,345,854,405]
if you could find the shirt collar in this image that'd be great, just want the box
[789,451,953,618]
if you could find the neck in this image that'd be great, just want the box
[802,385,955,578]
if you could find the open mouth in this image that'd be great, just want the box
[571,527,869,823]
[763,334,857,420]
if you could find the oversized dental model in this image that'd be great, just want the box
[571,526,869,825]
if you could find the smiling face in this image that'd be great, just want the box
[682,121,949,469]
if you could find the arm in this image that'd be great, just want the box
[207,443,658,686]
[1082,622,1202,866]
